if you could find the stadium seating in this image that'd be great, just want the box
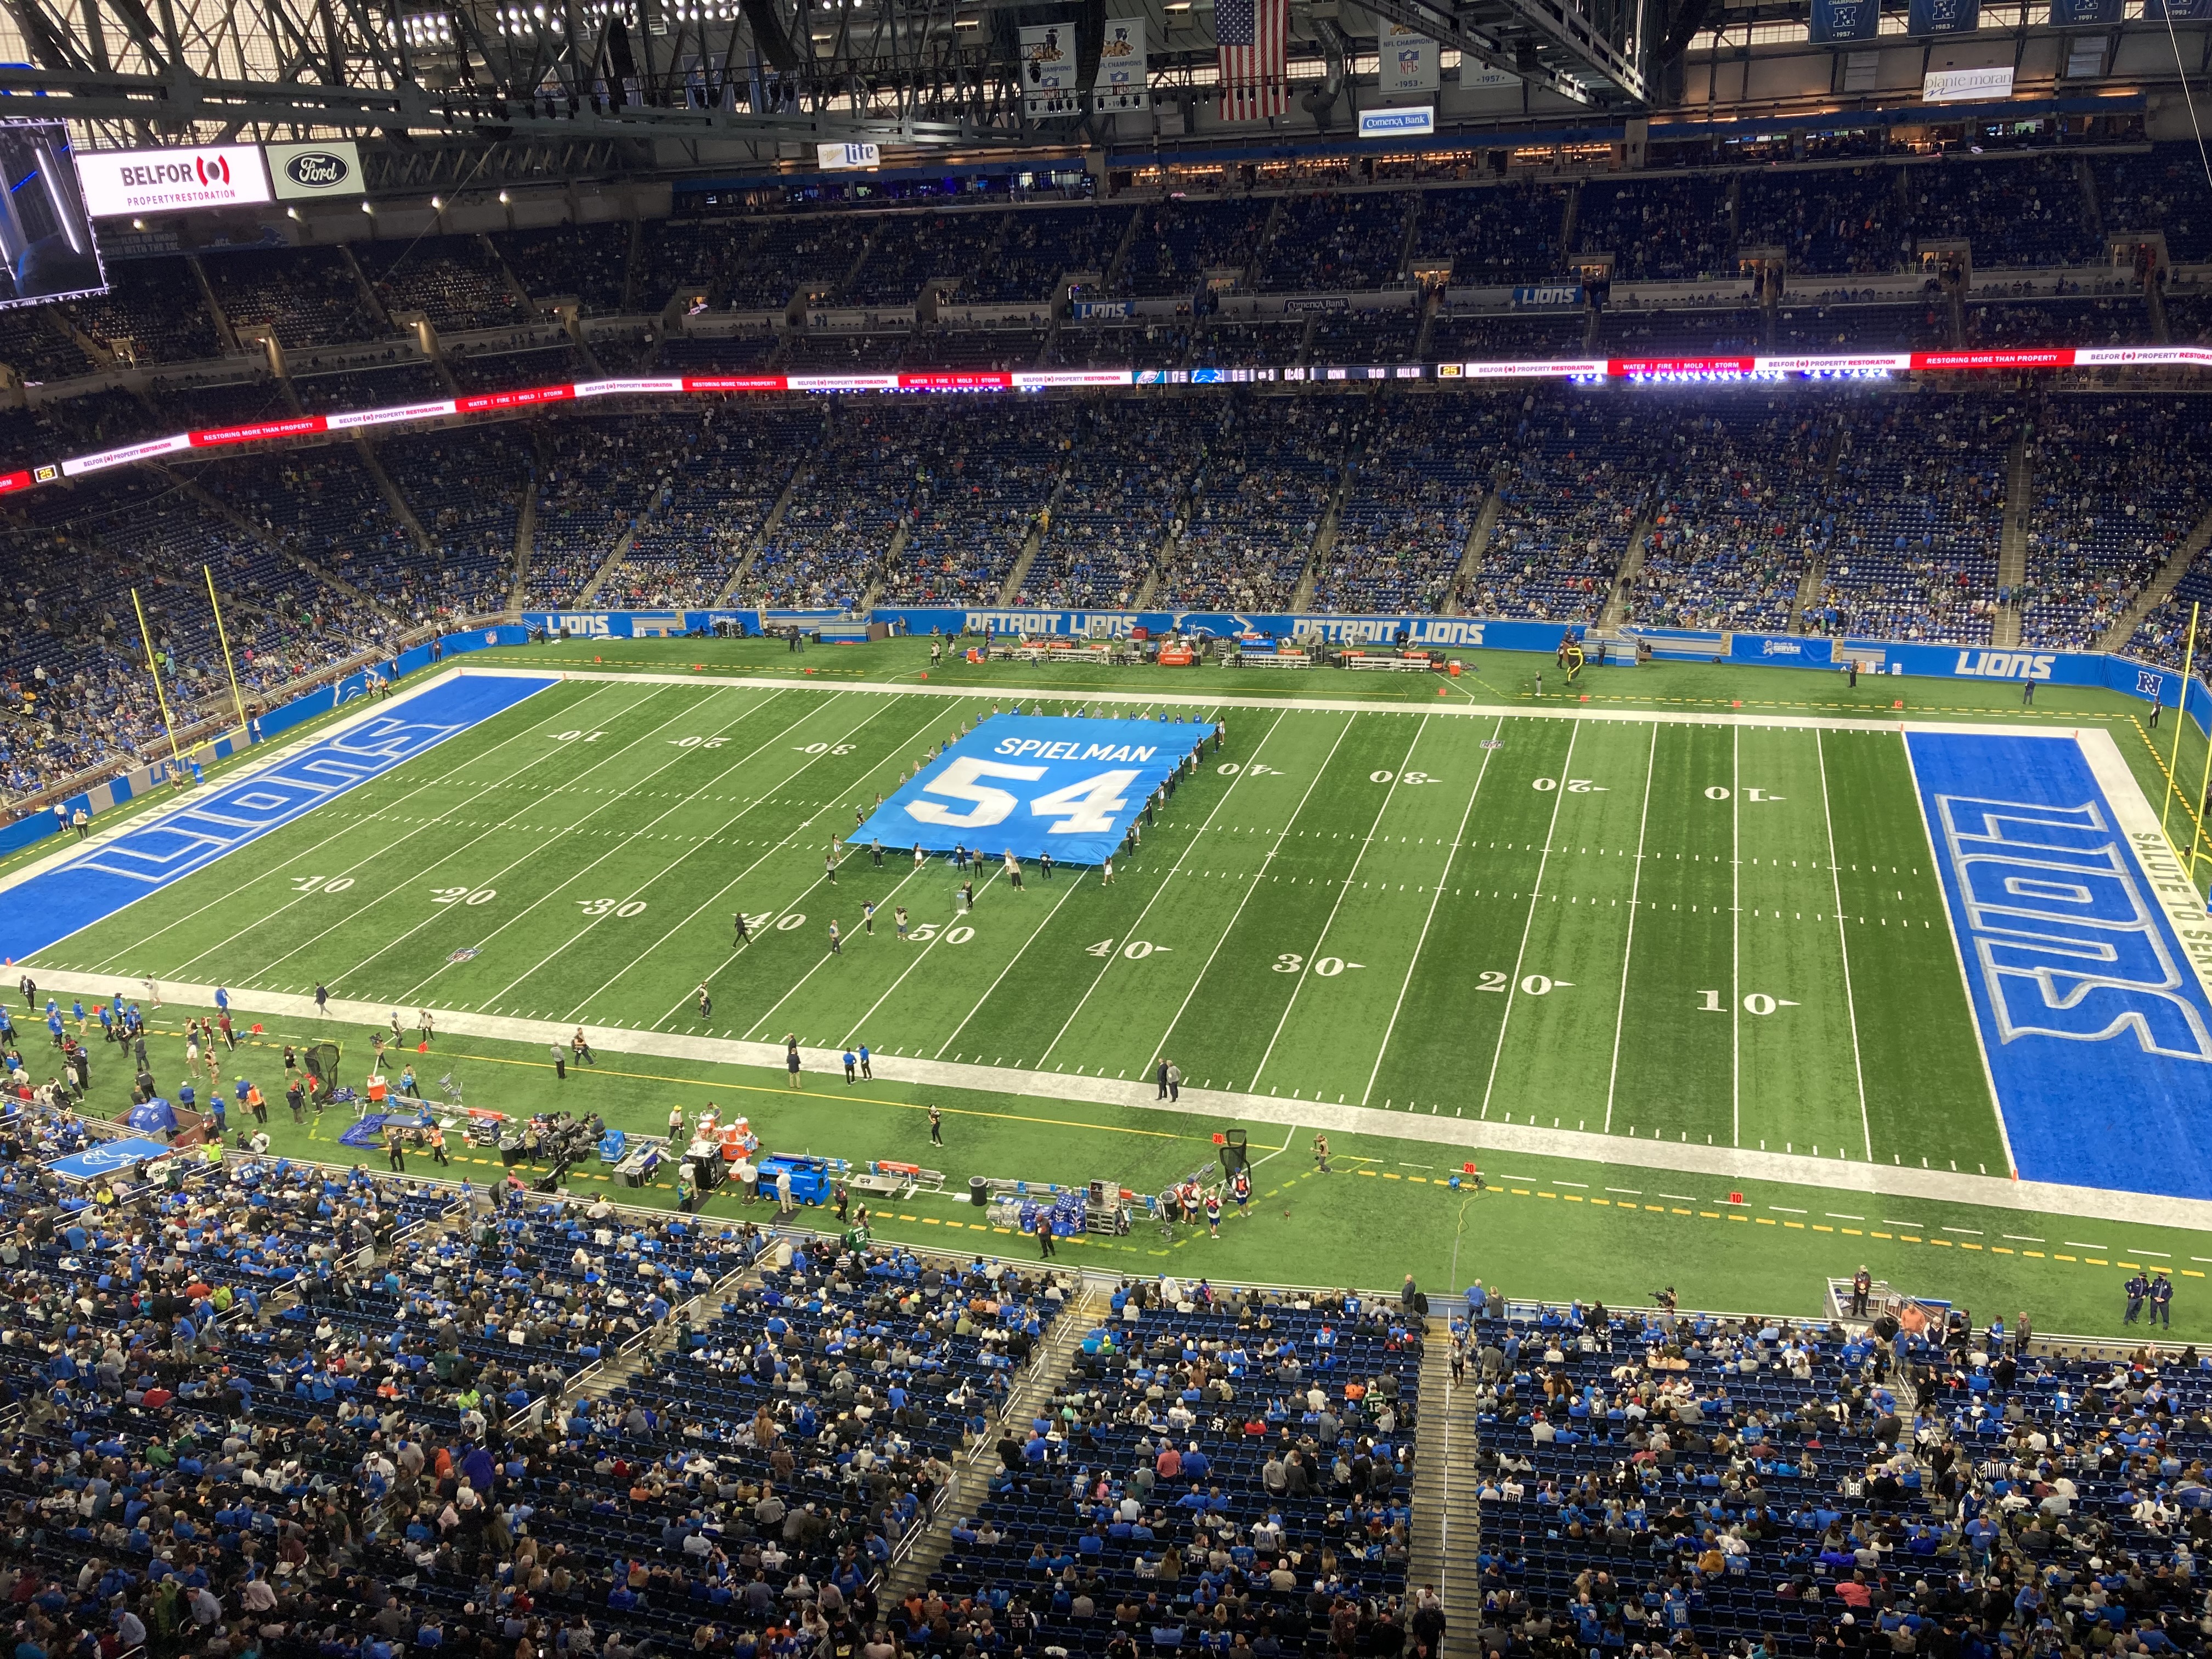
[1806,394,2010,644]
[1259,191,1414,292]
[358,234,527,334]
[2018,396,2212,651]
[1414,180,1568,286]
[2093,142,2212,262]
[205,245,386,348]
[1629,400,1843,632]
[1453,1285,2212,1657]
[978,205,1135,302]
[1463,389,1663,621]
[495,222,635,312]
[1574,176,1734,282]
[1015,402,1215,609]
[1120,199,1273,297]
[855,211,1014,307]
[1736,166,1908,276]
[1310,397,1500,613]
[1154,396,1347,611]
[1905,154,2102,269]
[929,1280,1423,1658]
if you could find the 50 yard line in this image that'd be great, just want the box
[1602,721,1661,1134]
[1359,713,1505,1108]
[1478,719,1579,1122]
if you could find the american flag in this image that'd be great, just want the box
[1216,0,1288,120]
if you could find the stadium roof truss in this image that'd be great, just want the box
[0,0,1645,160]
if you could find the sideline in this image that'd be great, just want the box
[24,964,2212,1238]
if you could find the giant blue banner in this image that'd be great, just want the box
[1906,730,2212,1200]
[848,713,1207,865]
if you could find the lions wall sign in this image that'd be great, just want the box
[267,140,365,201]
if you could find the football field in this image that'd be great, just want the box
[11,664,2066,1188]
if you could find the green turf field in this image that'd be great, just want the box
[21,663,2021,1175]
[22,637,2212,1332]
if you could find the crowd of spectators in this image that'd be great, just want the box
[931,1277,1429,1659]
[1457,1290,2210,1659]
[1014,403,1212,610]
[1804,396,2011,644]
[1311,399,1499,613]
[1154,397,1350,611]
[1628,402,1842,633]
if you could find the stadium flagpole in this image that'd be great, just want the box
[130,587,186,778]
[203,563,251,740]
[2163,600,2200,850]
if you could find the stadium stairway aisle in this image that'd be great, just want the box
[885,1277,1112,1599]
[562,1213,795,1403]
[1409,1314,1481,1656]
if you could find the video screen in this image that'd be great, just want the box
[0,120,106,311]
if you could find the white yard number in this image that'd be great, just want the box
[946,926,975,944]
[775,912,806,931]
[431,887,496,906]
[908,757,1046,829]
[673,735,729,749]
[291,875,355,894]
[1534,778,1604,793]
[1032,769,1141,836]
[578,898,648,918]
[1122,940,1156,960]
[1087,938,1116,957]
[1313,957,1345,978]
[1476,970,1509,992]
[911,922,941,941]
[797,742,856,755]
[554,730,606,742]
[1273,953,1304,973]
[1698,990,1796,1013]
[1373,770,1439,786]
[1705,786,1730,800]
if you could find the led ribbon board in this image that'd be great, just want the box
[849,713,1208,865]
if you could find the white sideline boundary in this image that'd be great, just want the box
[457,661,2119,738]
[24,964,2212,1238]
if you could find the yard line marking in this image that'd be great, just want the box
[2063,1240,2109,1249]
[931,867,1087,1059]
[836,865,1039,1049]
[1480,719,1579,1121]
[1251,714,1428,1094]
[1897,729,2016,1178]
[97,678,638,977]
[1361,714,1504,1107]
[1603,721,1659,1133]
[2002,1234,2045,1242]
[563,696,968,1023]
[1816,729,1874,1161]
[267,685,751,991]
[1025,708,1283,1067]
[1146,711,1358,1072]
[394,691,847,1002]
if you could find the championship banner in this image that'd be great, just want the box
[1907,0,1980,33]
[848,713,1207,865]
[1021,24,1079,117]
[2051,0,2120,22]
[1094,17,1150,111]
[1809,0,1881,43]
[1380,22,1440,93]
[2143,0,2211,19]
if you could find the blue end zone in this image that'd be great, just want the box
[849,712,1210,865]
[4,673,555,965]
[1906,730,2212,1199]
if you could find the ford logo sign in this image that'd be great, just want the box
[285,150,350,188]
